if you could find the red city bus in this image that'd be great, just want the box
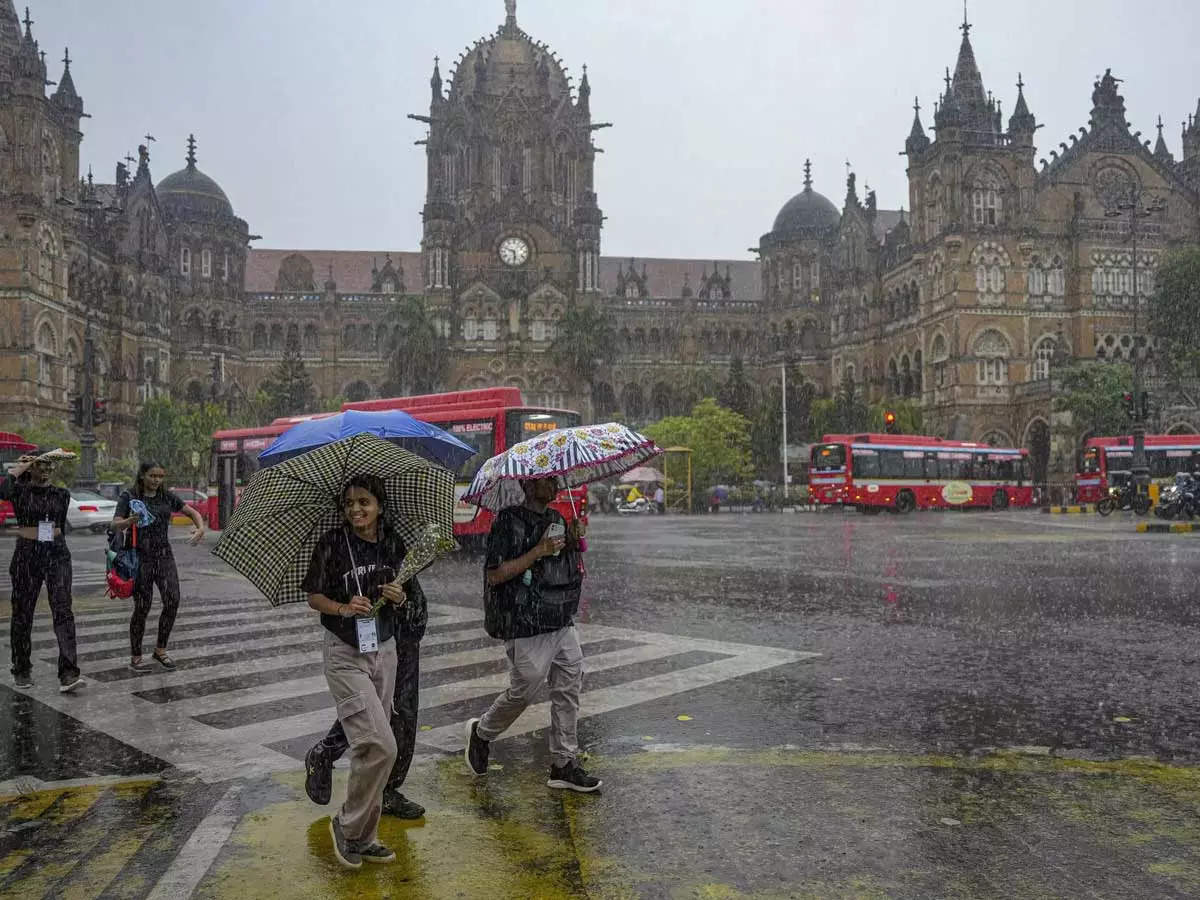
[810,433,1033,513]
[1075,434,1200,505]
[343,389,587,542]
[211,389,587,539]
[0,431,38,525]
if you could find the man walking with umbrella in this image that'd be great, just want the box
[465,475,601,791]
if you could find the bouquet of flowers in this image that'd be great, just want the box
[368,523,458,617]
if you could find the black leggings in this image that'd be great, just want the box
[9,540,77,679]
[321,638,419,791]
[129,552,181,657]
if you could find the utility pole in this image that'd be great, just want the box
[1105,188,1166,491]
[781,363,788,500]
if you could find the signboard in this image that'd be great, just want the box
[942,482,973,505]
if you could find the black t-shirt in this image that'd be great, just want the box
[116,489,185,557]
[0,475,70,539]
[302,525,410,650]
[484,505,580,639]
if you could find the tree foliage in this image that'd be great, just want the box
[382,297,450,397]
[1150,246,1200,350]
[718,357,755,417]
[259,338,316,419]
[644,398,754,507]
[135,397,230,488]
[1053,361,1134,439]
[550,303,617,390]
[749,367,815,478]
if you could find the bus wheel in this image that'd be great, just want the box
[990,490,1009,511]
[895,491,916,514]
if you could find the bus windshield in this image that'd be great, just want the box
[1079,448,1101,474]
[505,410,581,450]
[447,420,498,482]
[811,444,847,471]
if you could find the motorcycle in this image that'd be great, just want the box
[617,497,651,515]
[1097,481,1152,517]
[1155,474,1197,520]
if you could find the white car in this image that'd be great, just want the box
[68,490,119,533]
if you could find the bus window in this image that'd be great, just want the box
[902,451,925,478]
[812,444,846,471]
[505,411,582,451]
[938,453,971,480]
[1079,448,1100,474]
[448,420,498,482]
[879,449,904,479]
[1163,449,1193,478]
[851,449,879,478]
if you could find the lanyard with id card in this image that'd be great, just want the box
[344,529,382,654]
[37,519,54,542]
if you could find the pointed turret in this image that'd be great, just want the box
[51,47,83,116]
[429,56,442,104]
[1153,115,1174,164]
[14,6,45,89]
[950,11,988,117]
[906,97,930,155]
[1008,72,1036,144]
[577,63,590,115]
[844,169,859,209]
[1184,99,1200,161]
[0,1,21,72]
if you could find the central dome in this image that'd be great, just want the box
[157,138,234,220]
[447,3,572,102]
[772,185,840,234]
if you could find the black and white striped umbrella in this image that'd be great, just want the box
[212,434,455,606]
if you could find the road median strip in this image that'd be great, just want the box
[1136,522,1198,534]
[1041,505,1094,514]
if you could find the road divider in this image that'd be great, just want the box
[1041,506,1094,514]
[1136,522,1198,534]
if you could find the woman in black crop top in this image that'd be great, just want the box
[1,451,81,692]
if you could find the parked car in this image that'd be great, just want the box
[68,490,118,533]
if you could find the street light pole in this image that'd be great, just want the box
[781,362,788,500]
[1106,189,1165,491]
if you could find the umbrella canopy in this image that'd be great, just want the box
[619,466,663,485]
[213,434,455,606]
[257,408,476,471]
[463,422,662,512]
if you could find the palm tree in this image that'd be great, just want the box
[550,303,617,415]
[381,297,450,397]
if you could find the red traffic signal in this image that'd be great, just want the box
[884,410,899,434]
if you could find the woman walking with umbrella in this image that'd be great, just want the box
[3,449,81,692]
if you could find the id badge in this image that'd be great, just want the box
[37,520,54,542]
[355,617,379,653]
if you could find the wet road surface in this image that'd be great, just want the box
[3,511,1200,897]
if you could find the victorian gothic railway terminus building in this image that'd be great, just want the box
[2,0,1199,479]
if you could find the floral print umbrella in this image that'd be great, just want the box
[463,422,663,512]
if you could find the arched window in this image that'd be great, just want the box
[971,242,1010,305]
[926,175,944,240]
[930,332,949,387]
[482,319,499,341]
[462,317,479,342]
[1027,255,1047,297]
[252,323,267,350]
[269,323,283,350]
[971,173,1002,226]
[287,323,300,350]
[201,249,212,278]
[186,309,204,344]
[222,251,230,282]
[1033,335,1057,381]
[974,329,1010,385]
[38,225,58,286]
[303,323,319,351]
[181,246,191,277]
[36,320,56,387]
[1047,255,1065,297]
[792,261,803,291]
[64,339,78,395]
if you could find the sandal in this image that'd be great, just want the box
[151,651,177,671]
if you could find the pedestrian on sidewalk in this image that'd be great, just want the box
[304,516,429,822]
[111,462,204,673]
[653,483,665,515]
[2,450,82,692]
[303,474,411,869]
[465,476,601,793]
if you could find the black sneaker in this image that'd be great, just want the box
[465,718,489,777]
[328,816,361,870]
[151,651,177,671]
[13,672,32,689]
[357,841,396,864]
[381,790,425,819]
[58,673,83,694]
[305,743,333,806]
[547,761,602,793]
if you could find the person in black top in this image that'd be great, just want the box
[2,450,81,692]
[302,474,414,869]
[110,461,205,672]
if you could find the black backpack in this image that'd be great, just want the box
[483,508,582,640]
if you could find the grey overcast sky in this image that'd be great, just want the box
[34,0,1200,259]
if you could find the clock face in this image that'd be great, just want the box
[498,236,530,267]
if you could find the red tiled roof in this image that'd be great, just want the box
[246,249,763,300]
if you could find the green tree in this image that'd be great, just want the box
[644,398,754,509]
[1149,246,1200,368]
[750,368,815,478]
[135,396,180,469]
[550,303,617,409]
[260,338,316,419]
[175,402,229,489]
[1054,361,1134,439]
[381,297,450,397]
[809,374,870,438]
[718,356,755,417]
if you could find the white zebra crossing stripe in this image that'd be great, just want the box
[9,602,819,783]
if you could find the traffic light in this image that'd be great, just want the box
[93,398,107,426]
[1122,392,1135,419]
[1140,391,1151,421]
[884,410,899,435]
[71,395,83,428]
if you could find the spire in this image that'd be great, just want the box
[1153,115,1173,163]
[803,158,813,190]
[578,63,590,114]
[504,0,516,28]
[845,169,859,208]
[950,5,990,131]
[430,56,442,101]
[186,133,197,169]
[51,46,83,115]
[906,97,930,154]
[1008,72,1036,141]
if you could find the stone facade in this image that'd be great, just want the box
[3,2,1200,481]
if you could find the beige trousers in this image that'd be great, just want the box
[323,630,398,845]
